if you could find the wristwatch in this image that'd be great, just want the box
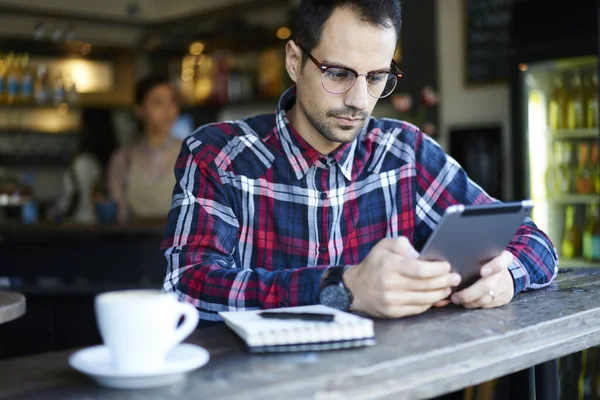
[319,266,353,311]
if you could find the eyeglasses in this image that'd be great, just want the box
[296,42,404,99]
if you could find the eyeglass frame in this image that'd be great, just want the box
[295,41,404,98]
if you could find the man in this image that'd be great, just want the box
[162,0,558,327]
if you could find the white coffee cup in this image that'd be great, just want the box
[94,289,199,373]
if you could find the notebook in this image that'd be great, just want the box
[219,305,375,353]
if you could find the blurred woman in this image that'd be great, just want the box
[108,75,181,223]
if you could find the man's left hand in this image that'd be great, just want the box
[449,251,515,309]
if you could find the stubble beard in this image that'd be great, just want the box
[298,97,368,145]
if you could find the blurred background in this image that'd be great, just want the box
[0,0,598,391]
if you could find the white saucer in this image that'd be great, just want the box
[68,343,210,389]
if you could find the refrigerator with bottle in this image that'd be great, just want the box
[510,0,600,269]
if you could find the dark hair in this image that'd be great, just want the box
[79,108,117,171]
[135,74,171,105]
[134,74,177,136]
[295,0,402,60]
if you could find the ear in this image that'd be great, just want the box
[285,40,302,83]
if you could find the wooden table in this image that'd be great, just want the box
[0,268,599,400]
[0,290,25,324]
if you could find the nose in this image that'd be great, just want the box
[343,76,369,111]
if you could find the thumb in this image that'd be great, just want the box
[378,237,420,259]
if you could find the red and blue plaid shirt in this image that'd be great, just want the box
[162,87,558,326]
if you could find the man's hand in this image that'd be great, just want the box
[450,250,515,309]
[343,237,461,318]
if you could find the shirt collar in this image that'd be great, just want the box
[275,86,356,181]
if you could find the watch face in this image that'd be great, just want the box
[319,284,350,311]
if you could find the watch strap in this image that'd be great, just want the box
[321,266,346,287]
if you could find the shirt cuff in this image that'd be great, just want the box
[507,255,528,296]
[296,266,331,306]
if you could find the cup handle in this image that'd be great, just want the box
[171,301,199,347]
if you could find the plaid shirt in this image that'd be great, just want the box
[162,87,558,326]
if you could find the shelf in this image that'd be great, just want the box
[559,258,600,268]
[0,37,118,61]
[0,104,80,111]
[548,194,600,205]
[0,155,73,168]
[0,129,78,136]
[181,98,279,111]
[552,129,598,141]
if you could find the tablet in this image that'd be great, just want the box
[419,200,534,292]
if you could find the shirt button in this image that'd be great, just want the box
[319,246,328,254]
[320,192,327,200]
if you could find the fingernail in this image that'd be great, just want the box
[451,295,459,304]
[410,249,420,259]
[481,267,492,277]
[452,274,461,285]
[446,288,452,296]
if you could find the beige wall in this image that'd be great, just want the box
[436,0,513,199]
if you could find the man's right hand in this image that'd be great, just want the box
[343,237,461,318]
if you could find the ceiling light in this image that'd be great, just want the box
[189,42,205,55]
[276,27,292,40]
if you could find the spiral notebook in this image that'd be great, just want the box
[219,305,375,353]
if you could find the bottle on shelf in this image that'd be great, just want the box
[0,171,37,223]
[34,64,51,105]
[1,172,21,221]
[19,172,38,224]
[545,162,559,199]
[19,53,33,104]
[561,205,581,260]
[211,53,230,105]
[585,70,598,129]
[5,52,20,105]
[239,55,256,102]
[64,74,78,106]
[178,55,195,105]
[591,141,600,195]
[0,53,6,105]
[582,203,600,262]
[546,141,562,198]
[193,55,213,104]
[0,51,83,109]
[549,75,568,131]
[558,141,574,194]
[52,72,66,105]
[567,71,585,130]
[227,59,243,103]
[575,141,593,194]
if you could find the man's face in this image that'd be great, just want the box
[292,7,398,146]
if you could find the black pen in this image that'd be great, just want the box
[258,311,335,322]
